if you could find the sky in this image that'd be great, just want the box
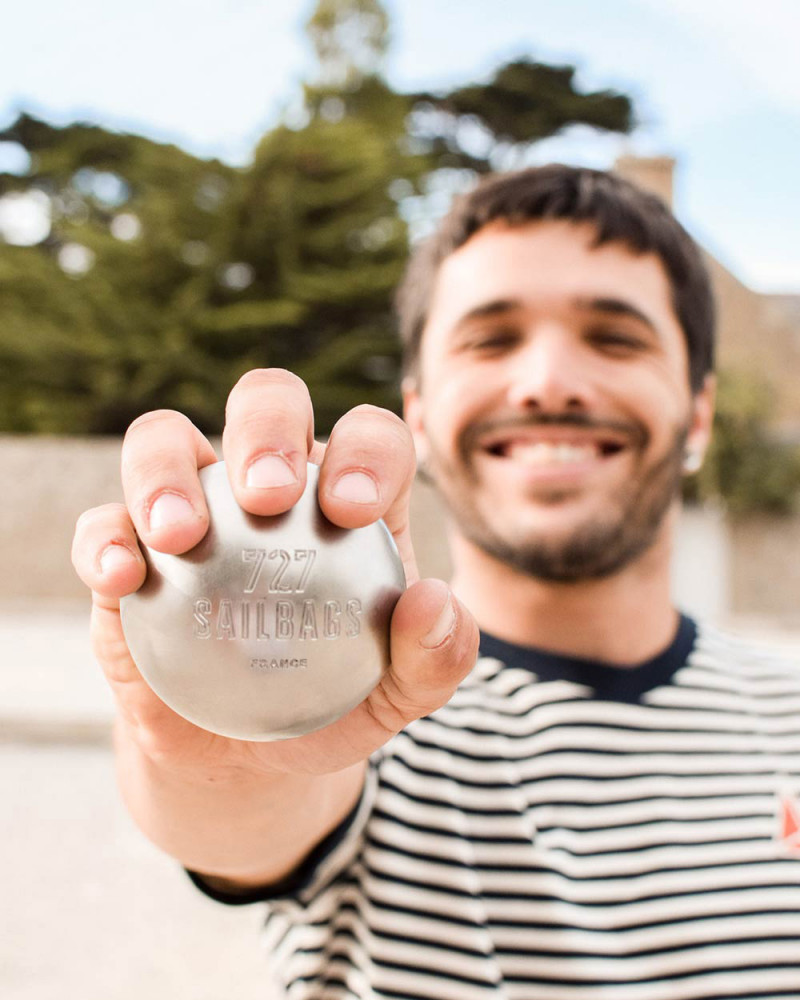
[0,0,798,292]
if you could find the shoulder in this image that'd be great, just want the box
[691,620,800,676]
[673,619,800,704]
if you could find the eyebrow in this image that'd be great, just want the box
[576,297,659,333]
[452,298,523,332]
[450,296,660,338]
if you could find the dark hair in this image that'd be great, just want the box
[396,164,715,393]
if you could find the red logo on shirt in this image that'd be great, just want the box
[776,793,800,855]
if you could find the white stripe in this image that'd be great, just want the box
[370,815,788,879]
[365,846,800,904]
[495,939,800,981]
[349,873,800,931]
[443,684,800,735]
[388,745,800,788]
[503,967,800,1000]
[332,900,800,969]
[527,792,778,829]
[488,912,800,956]
[518,773,796,805]
[533,815,774,854]
[649,684,800,716]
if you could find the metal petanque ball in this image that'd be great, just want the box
[120,461,405,741]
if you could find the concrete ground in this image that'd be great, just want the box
[2,600,799,1000]
[1,602,272,1000]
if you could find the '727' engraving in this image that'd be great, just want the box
[242,548,316,595]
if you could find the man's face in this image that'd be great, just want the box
[404,219,714,582]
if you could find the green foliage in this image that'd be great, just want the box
[0,113,241,433]
[0,0,635,438]
[196,114,413,428]
[407,58,634,172]
[306,0,390,89]
[685,371,800,515]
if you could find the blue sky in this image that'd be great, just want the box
[1,0,798,291]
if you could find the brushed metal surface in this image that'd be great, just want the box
[120,461,405,740]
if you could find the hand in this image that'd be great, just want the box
[71,369,479,780]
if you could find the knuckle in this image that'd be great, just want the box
[72,503,134,573]
[231,368,309,397]
[125,409,192,439]
[225,370,314,444]
[74,503,128,534]
[349,403,404,426]
[75,505,105,532]
[341,406,412,448]
[133,450,186,486]
[233,405,299,440]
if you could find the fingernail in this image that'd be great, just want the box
[245,454,297,489]
[100,544,135,575]
[331,471,379,504]
[149,493,195,531]
[420,594,456,649]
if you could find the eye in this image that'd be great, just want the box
[587,327,648,354]
[462,326,521,354]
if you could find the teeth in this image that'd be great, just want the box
[507,442,597,465]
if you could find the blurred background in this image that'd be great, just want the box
[1,1,799,997]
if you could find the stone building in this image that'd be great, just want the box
[615,155,800,440]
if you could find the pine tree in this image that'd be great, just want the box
[0,0,636,435]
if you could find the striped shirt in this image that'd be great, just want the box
[197,616,800,999]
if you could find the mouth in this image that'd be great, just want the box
[482,434,627,466]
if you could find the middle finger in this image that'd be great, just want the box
[222,368,316,516]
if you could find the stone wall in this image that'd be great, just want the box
[0,435,454,603]
[730,514,800,626]
[1,435,798,629]
[1,435,124,601]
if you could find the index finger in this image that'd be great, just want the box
[121,410,218,555]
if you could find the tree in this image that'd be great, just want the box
[407,58,634,173]
[0,0,636,435]
[306,0,390,90]
[685,370,800,515]
[195,114,412,429]
[0,114,240,433]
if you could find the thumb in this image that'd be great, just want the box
[371,578,480,731]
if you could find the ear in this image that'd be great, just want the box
[402,375,429,467]
[683,374,716,474]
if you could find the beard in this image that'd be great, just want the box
[425,413,688,584]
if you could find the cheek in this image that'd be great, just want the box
[603,358,691,431]
[420,358,487,432]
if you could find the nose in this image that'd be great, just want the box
[505,327,596,413]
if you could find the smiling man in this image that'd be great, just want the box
[400,177,714,671]
[73,165,800,999]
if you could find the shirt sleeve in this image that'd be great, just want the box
[185,759,379,906]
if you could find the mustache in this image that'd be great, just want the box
[459,412,649,457]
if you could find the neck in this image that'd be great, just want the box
[448,507,680,666]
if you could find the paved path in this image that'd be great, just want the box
[1,602,272,1000]
[2,600,798,999]
[1,744,271,1000]
[0,601,113,743]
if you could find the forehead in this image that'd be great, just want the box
[423,219,680,346]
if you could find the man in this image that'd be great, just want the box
[72,166,800,999]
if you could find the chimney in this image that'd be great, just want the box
[613,155,676,209]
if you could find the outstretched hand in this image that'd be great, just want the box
[72,369,479,780]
